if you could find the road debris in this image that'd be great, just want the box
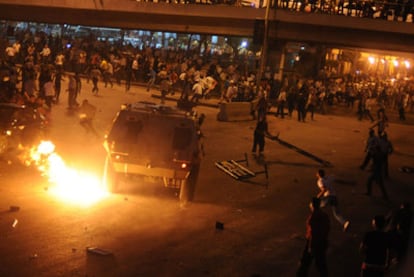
[9,206,20,212]
[86,247,113,256]
[12,219,18,228]
[215,221,224,230]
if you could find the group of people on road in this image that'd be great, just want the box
[297,168,412,277]
[295,103,413,277]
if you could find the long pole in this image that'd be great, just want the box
[257,1,271,93]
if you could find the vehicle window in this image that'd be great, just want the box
[124,120,143,144]
[108,117,143,144]
[172,127,191,150]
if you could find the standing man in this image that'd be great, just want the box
[43,77,55,109]
[360,129,379,171]
[158,69,170,104]
[316,169,350,232]
[146,67,157,92]
[90,66,101,95]
[276,86,286,118]
[251,115,277,156]
[297,197,330,277]
[360,215,390,277]
[378,132,393,179]
[365,145,389,200]
[54,69,63,104]
[296,84,307,122]
[67,73,78,109]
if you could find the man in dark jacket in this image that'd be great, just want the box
[297,197,330,277]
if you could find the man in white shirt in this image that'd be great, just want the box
[316,169,350,232]
[201,76,217,99]
[191,81,203,103]
[40,44,51,64]
[5,44,16,64]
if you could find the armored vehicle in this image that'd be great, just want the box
[103,101,204,202]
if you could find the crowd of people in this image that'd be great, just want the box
[1,22,414,121]
[0,21,413,277]
[137,0,414,22]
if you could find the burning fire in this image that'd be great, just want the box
[29,141,109,206]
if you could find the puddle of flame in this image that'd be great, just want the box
[31,141,109,206]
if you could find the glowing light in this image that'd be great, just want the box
[30,141,109,206]
[404,61,411,69]
[368,56,375,64]
[393,60,399,67]
[241,41,247,48]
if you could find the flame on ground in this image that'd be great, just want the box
[30,141,109,206]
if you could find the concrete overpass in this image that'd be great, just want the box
[0,0,413,54]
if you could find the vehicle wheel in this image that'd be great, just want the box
[103,155,120,193]
[179,164,200,203]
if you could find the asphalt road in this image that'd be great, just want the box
[0,79,413,277]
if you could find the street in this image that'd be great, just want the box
[0,78,413,277]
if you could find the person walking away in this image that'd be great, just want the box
[169,69,178,95]
[378,132,393,179]
[296,84,307,122]
[103,61,113,88]
[370,108,388,136]
[296,197,330,277]
[251,115,276,156]
[360,129,379,170]
[90,66,101,95]
[67,74,78,109]
[287,88,296,118]
[306,89,318,121]
[158,69,170,104]
[364,97,375,122]
[75,73,82,101]
[125,56,133,92]
[43,78,55,109]
[365,145,389,200]
[54,69,63,103]
[78,99,98,137]
[146,67,156,92]
[360,215,391,277]
[276,87,286,118]
[316,169,350,232]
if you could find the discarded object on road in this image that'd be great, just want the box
[9,206,20,212]
[215,153,268,184]
[215,221,224,230]
[12,219,18,228]
[399,166,414,174]
[86,247,113,256]
[266,135,332,167]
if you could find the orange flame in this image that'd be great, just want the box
[30,141,109,206]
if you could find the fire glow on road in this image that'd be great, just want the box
[30,141,109,206]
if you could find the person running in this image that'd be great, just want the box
[316,169,350,232]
